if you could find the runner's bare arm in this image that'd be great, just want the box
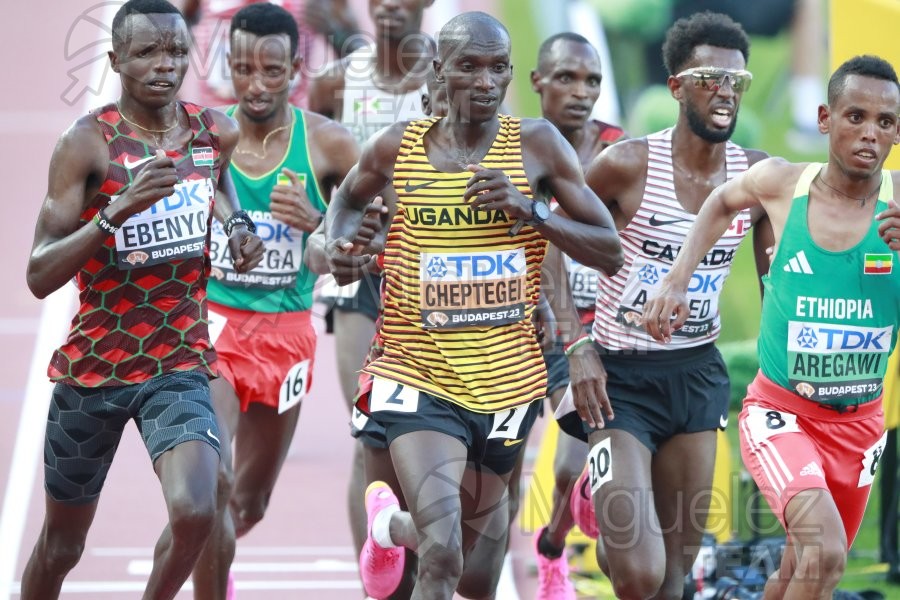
[323,124,404,283]
[526,120,623,275]
[27,118,177,298]
[325,123,403,245]
[584,138,649,228]
[541,243,613,427]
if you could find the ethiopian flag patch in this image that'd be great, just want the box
[864,253,893,274]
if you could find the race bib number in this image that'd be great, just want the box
[858,431,888,487]
[565,256,599,311]
[207,309,227,344]
[617,257,724,338]
[587,437,613,494]
[487,406,528,440]
[113,178,213,269]
[743,405,801,443]
[351,406,370,431]
[210,202,305,290]
[419,248,527,328]
[786,321,890,403]
[279,359,310,414]
[370,377,419,413]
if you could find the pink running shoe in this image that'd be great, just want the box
[359,481,404,599]
[534,527,576,600]
[569,470,599,540]
[226,571,236,600]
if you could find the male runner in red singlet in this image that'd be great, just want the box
[528,32,626,600]
[21,2,262,598]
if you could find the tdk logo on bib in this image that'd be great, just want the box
[419,249,528,329]
[788,322,891,353]
[144,181,211,215]
[639,264,721,293]
[422,252,525,280]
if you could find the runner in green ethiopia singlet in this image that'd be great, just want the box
[759,163,900,408]
[207,106,326,313]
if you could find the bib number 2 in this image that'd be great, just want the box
[370,377,419,413]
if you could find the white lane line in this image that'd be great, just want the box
[10,579,362,594]
[90,545,355,557]
[0,288,75,598]
[127,559,358,575]
[0,2,118,598]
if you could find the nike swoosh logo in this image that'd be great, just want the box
[404,179,440,193]
[123,155,155,169]
[503,438,524,447]
[206,428,220,443]
[719,415,728,429]
[648,214,690,227]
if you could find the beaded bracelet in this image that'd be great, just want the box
[563,334,592,357]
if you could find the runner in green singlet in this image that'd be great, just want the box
[644,55,900,600]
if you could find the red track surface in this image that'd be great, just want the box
[1,2,543,598]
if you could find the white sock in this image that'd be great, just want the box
[371,503,399,549]
[791,76,823,131]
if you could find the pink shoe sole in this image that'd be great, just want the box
[570,471,599,540]
[359,481,404,599]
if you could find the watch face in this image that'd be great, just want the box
[534,201,551,222]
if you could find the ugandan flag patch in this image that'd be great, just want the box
[864,253,893,274]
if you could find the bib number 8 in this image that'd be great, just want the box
[744,405,800,442]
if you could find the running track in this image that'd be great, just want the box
[0,2,545,598]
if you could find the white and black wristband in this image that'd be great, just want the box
[223,210,257,237]
[92,208,118,235]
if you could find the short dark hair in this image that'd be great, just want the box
[661,11,749,75]
[112,0,182,49]
[537,32,595,72]
[828,55,900,106]
[231,3,300,58]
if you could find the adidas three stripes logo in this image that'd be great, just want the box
[783,250,814,274]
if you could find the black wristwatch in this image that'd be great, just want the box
[529,200,551,225]
[223,210,257,237]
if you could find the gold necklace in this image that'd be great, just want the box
[449,127,482,169]
[235,114,294,160]
[815,172,880,207]
[117,103,179,133]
